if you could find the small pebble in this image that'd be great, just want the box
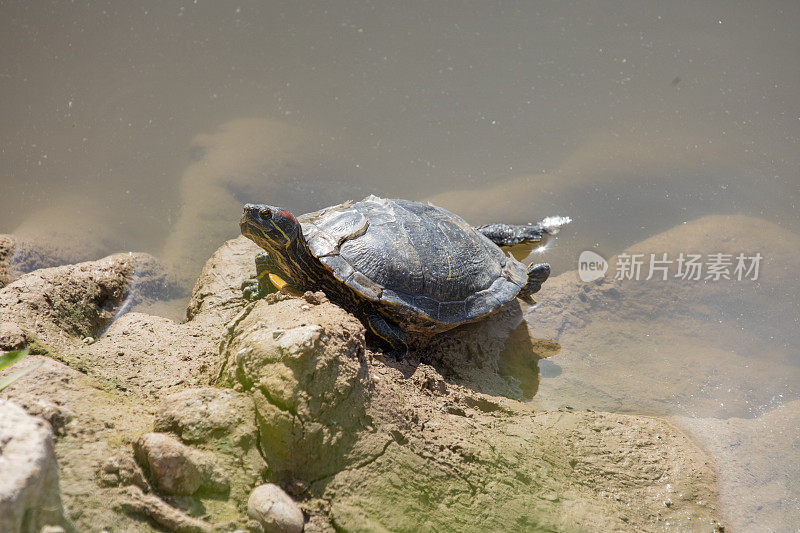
[248,483,304,533]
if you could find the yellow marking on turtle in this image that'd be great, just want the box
[268,273,288,290]
[257,270,270,280]
[273,223,291,246]
[445,251,452,281]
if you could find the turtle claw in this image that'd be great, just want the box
[241,279,262,300]
[388,346,408,362]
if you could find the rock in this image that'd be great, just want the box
[0,350,160,531]
[302,291,327,305]
[221,297,372,482]
[40,526,67,533]
[0,234,13,287]
[0,399,70,532]
[75,311,222,397]
[153,388,265,502]
[247,484,304,533]
[0,320,26,350]
[22,399,75,437]
[155,387,257,448]
[186,235,261,324]
[0,253,150,352]
[323,369,720,532]
[0,228,728,530]
[133,433,203,495]
[118,485,214,533]
[133,432,230,496]
[98,452,150,491]
[221,293,721,531]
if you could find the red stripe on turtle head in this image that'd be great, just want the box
[277,210,296,222]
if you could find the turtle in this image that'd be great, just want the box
[239,195,569,360]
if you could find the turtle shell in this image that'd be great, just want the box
[299,195,528,330]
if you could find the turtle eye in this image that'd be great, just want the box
[259,208,272,220]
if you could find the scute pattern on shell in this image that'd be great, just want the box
[300,195,527,326]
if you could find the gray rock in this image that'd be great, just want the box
[247,484,304,533]
[0,399,70,532]
[186,235,261,324]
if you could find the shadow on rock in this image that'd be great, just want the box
[407,301,561,401]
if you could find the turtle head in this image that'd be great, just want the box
[240,204,301,250]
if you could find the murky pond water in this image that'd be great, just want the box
[2,1,798,529]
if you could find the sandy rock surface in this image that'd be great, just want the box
[0,234,726,531]
[0,234,13,287]
[0,399,70,532]
[0,320,26,351]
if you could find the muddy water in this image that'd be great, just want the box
[2,1,798,529]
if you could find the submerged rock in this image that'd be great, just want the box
[529,214,800,530]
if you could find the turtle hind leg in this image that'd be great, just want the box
[474,216,571,246]
[365,313,408,361]
[474,223,544,246]
[518,262,551,303]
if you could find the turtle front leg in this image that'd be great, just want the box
[242,251,290,299]
[366,313,408,361]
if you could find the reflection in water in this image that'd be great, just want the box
[498,322,561,400]
[537,359,562,379]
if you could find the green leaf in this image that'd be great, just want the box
[0,348,29,371]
